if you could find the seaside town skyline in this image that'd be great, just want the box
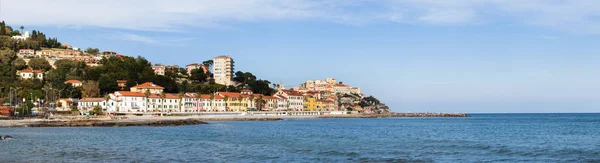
[1,1,599,113]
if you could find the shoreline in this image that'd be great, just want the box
[0,113,468,128]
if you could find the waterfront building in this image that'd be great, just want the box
[183,93,228,112]
[303,95,317,111]
[262,96,278,111]
[216,91,247,111]
[78,98,113,112]
[57,98,76,111]
[213,55,233,86]
[275,95,288,111]
[275,90,304,111]
[111,91,146,112]
[146,93,181,113]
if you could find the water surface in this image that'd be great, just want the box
[1,114,599,162]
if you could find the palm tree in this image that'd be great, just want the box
[209,94,215,112]
[104,94,111,113]
[223,95,229,112]
[237,97,243,112]
[178,92,184,113]
[255,95,264,111]
[196,91,202,112]
[248,95,255,111]
[19,26,24,34]
[160,92,166,116]
[144,90,151,113]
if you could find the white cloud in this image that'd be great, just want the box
[118,33,158,44]
[1,0,600,34]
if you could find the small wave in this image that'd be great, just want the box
[491,148,511,154]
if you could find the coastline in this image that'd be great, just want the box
[0,113,468,128]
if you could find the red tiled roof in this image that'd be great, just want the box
[19,69,43,73]
[263,96,277,100]
[132,82,164,89]
[79,98,105,102]
[147,93,180,99]
[200,94,223,99]
[59,98,73,102]
[65,79,82,84]
[117,91,146,97]
[216,92,242,98]
[281,90,303,96]
[335,84,347,87]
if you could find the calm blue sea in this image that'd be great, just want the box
[1,114,599,162]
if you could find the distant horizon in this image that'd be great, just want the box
[2,0,599,113]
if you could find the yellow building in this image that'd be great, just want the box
[303,96,317,111]
[216,92,248,112]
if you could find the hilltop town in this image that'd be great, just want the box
[0,22,390,117]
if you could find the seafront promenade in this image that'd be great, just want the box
[0,112,469,128]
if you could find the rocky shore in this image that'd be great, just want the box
[2,119,208,127]
[0,117,285,128]
[319,113,469,118]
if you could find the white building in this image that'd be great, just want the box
[17,69,44,80]
[18,49,35,57]
[152,64,166,76]
[274,95,288,111]
[213,55,233,86]
[147,93,182,113]
[11,31,30,40]
[77,98,113,112]
[275,90,304,111]
[112,91,146,113]
[65,80,83,87]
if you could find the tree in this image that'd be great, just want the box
[237,97,243,111]
[104,94,111,113]
[202,60,213,67]
[85,48,100,55]
[12,58,27,70]
[91,105,104,116]
[19,26,24,34]
[209,93,215,112]
[195,91,202,112]
[178,92,184,112]
[160,92,166,115]
[223,95,229,112]
[27,58,52,71]
[189,69,207,83]
[248,95,255,110]
[255,95,265,111]
[144,89,151,113]
[82,81,100,98]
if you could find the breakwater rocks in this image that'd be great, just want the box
[319,113,469,118]
[11,119,209,127]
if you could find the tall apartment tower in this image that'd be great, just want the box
[213,55,233,86]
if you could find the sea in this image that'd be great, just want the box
[1,113,599,162]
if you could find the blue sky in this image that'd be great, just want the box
[2,0,600,113]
